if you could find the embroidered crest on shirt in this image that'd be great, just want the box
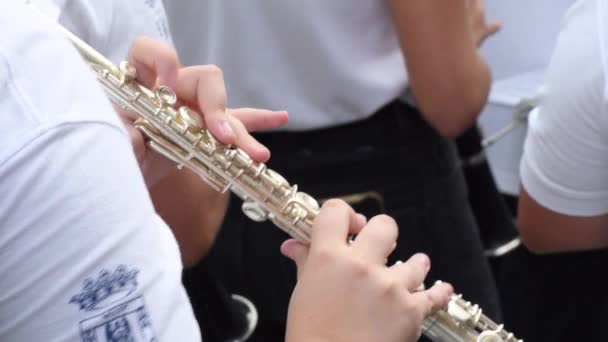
[69,265,157,342]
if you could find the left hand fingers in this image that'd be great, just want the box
[127,36,179,90]
[226,116,271,162]
[228,108,289,132]
[227,108,289,162]
[175,65,236,144]
[483,21,502,38]
[176,66,289,162]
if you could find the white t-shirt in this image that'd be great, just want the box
[164,0,409,130]
[520,0,608,216]
[476,0,574,195]
[34,0,172,63]
[0,3,200,341]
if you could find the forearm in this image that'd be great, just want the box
[388,0,491,137]
[408,50,491,138]
[150,168,229,267]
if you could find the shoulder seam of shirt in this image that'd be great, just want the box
[102,0,117,57]
[596,0,608,103]
[0,48,46,125]
[0,120,129,170]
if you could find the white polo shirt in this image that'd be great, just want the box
[0,2,200,341]
[520,0,608,216]
[164,0,409,130]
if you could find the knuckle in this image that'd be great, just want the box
[381,278,402,298]
[424,289,437,306]
[350,258,371,279]
[410,300,428,323]
[399,295,419,316]
[322,198,347,210]
[372,214,397,228]
[369,214,398,237]
[163,48,179,65]
[202,64,224,78]
[310,246,335,264]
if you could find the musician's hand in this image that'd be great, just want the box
[281,200,453,342]
[121,37,288,186]
[466,0,501,47]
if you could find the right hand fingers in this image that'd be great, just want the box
[350,215,398,264]
[391,253,431,291]
[311,199,366,251]
[412,281,453,317]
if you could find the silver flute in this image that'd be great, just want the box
[50,13,521,342]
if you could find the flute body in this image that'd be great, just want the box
[57,21,521,342]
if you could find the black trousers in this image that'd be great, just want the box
[184,101,502,341]
[455,126,519,254]
[496,245,608,342]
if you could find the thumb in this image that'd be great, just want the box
[486,21,502,37]
[281,239,309,276]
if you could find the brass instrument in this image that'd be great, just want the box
[40,5,522,341]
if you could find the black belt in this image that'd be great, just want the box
[254,100,436,156]
[251,100,451,217]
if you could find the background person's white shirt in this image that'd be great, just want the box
[0,3,200,341]
[520,0,608,216]
[35,0,172,63]
[476,0,574,195]
[164,0,408,131]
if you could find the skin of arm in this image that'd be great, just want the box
[150,169,230,267]
[518,187,608,254]
[388,0,498,138]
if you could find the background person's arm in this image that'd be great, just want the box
[388,0,499,137]
[518,188,608,253]
[517,3,608,254]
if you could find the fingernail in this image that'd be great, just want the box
[416,253,430,270]
[355,213,367,225]
[220,120,236,139]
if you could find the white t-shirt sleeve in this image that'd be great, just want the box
[520,0,608,217]
[0,123,200,341]
[0,3,199,339]
[0,123,199,341]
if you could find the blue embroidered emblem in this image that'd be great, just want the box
[70,266,157,342]
[143,0,157,9]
